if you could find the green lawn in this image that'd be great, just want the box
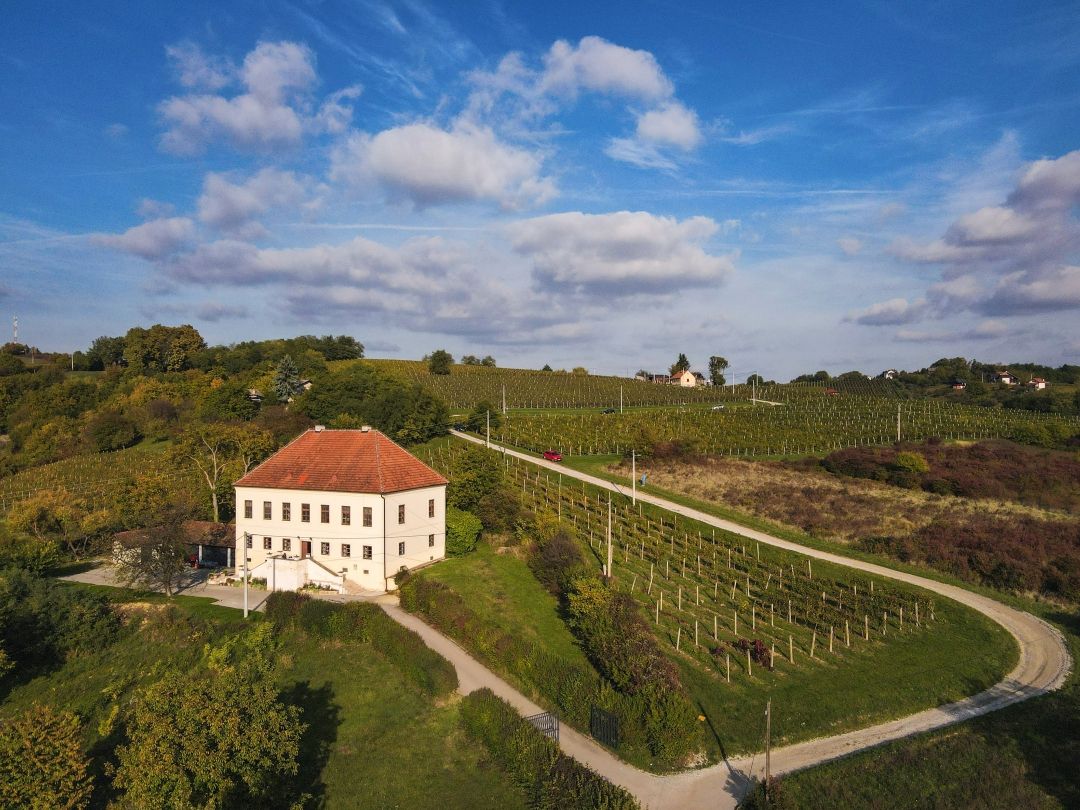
[421,541,591,667]
[279,629,527,810]
[778,604,1080,809]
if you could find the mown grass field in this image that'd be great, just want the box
[778,603,1080,810]
[4,583,527,809]
[424,440,1017,759]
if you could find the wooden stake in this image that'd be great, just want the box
[655,600,659,624]
[789,634,794,663]
[829,626,834,653]
[883,611,887,636]
[787,600,792,624]
[726,653,730,683]
[734,609,738,635]
[678,587,682,611]
[676,627,681,651]
[648,563,654,594]
[807,559,812,579]
[810,631,817,659]
[713,613,717,639]
[899,606,903,630]
[845,620,850,647]
[864,614,869,640]
[770,642,776,670]
[747,648,752,677]
[752,605,756,630]
[631,575,637,592]
[695,620,699,648]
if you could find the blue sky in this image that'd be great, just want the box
[2,0,1078,379]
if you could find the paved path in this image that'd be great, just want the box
[450,431,1073,808]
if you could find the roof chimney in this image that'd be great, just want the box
[361,425,371,432]
[314,425,325,432]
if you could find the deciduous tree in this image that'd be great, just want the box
[669,353,690,375]
[0,703,93,810]
[428,349,453,375]
[708,356,728,386]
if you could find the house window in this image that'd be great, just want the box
[398,504,405,524]
[282,502,291,521]
[301,503,310,522]
[363,545,372,560]
[245,535,253,549]
[341,505,350,525]
[244,500,253,519]
[428,498,435,518]
[263,537,272,550]
[342,544,351,557]
[321,504,330,524]
[263,501,272,520]
[363,507,372,527]
[398,541,405,556]
[320,542,330,556]
[428,534,435,548]
[282,538,291,552]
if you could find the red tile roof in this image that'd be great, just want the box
[235,429,448,494]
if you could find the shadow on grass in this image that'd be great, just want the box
[975,607,1080,810]
[282,681,341,809]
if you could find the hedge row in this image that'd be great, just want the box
[399,575,693,767]
[265,592,457,697]
[460,688,639,810]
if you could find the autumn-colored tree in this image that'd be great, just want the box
[111,623,305,809]
[0,703,93,810]
[172,423,274,521]
[111,504,194,597]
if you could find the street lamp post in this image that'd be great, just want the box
[242,533,250,619]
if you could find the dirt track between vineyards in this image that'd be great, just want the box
[450,432,1072,809]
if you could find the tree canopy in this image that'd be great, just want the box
[669,353,690,375]
[428,349,453,375]
[708,356,728,386]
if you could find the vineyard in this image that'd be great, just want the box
[0,443,201,514]
[492,397,1080,457]
[423,441,1014,751]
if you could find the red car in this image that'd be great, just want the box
[542,450,563,462]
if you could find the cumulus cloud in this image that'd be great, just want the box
[541,36,673,100]
[158,40,357,154]
[635,102,702,150]
[197,168,307,236]
[508,211,735,295]
[92,217,195,259]
[330,123,556,209]
[875,148,1080,323]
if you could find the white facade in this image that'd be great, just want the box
[674,370,696,387]
[234,483,446,592]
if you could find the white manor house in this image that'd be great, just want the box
[234,426,448,593]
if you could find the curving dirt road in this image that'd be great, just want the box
[450,432,1072,809]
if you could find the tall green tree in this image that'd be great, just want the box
[708,355,728,386]
[466,400,501,433]
[111,623,305,809]
[0,703,93,810]
[273,354,303,402]
[669,353,690,375]
[428,349,453,375]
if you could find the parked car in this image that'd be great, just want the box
[600,407,616,414]
[542,450,563,462]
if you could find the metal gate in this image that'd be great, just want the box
[526,711,559,742]
[590,707,620,749]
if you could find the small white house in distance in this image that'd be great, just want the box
[234,426,448,593]
[673,370,697,387]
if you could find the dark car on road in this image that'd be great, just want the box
[600,407,616,414]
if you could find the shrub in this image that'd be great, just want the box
[894,451,930,474]
[527,521,586,596]
[460,689,639,810]
[446,506,482,556]
[0,703,93,809]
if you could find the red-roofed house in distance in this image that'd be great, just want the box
[234,426,448,594]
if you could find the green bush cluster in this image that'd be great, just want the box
[400,575,698,767]
[265,592,457,697]
[460,688,639,810]
[0,568,119,682]
[446,506,482,556]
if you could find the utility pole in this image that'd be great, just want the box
[619,385,623,414]
[502,384,506,415]
[765,699,772,796]
[631,449,637,505]
[606,495,613,579]
[486,410,490,449]
[896,403,901,444]
[242,533,250,619]
[752,375,757,404]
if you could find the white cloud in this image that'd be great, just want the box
[508,211,735,295]
[635,102,702,150]
[330,123,556,209]
[604,138,678,170]
[165,41,234,90]
[92,217,195,259]
[541,36,673,101]
[885,147,1080,319]
[158,40,355,154]
[837,237,862,256]
[197,168,307,236]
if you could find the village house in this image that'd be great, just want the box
[234,426,448,594]
[1028,377,1048,390]
[993,370,1017,385]
[673,370,697,387]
